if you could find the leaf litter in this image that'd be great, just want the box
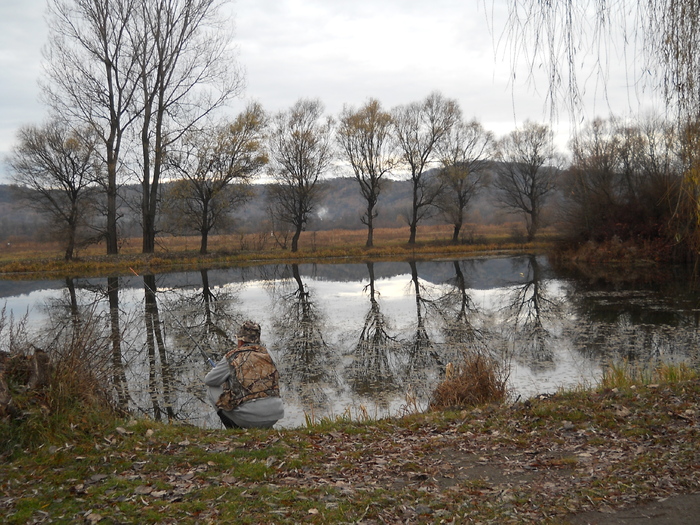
[0,380,698,523]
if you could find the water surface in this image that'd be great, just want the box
[1,256,697,428]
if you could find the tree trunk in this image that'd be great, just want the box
[452,222,462,244]
[108,276,128,410]
[106,145,119,255]
[200,229,209,255]
[65,222,76,261]
[291,225,302,252]
[527,211,538,242]
[408,183,419,244]
[408,221,417,244]
[200,200,209,255]
[365,202,375,248]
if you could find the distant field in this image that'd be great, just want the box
[1,222,548,262]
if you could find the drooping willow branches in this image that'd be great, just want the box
[497,0,700,120]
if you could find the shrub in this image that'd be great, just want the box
[0,307,122,455]
[429,352,509,410]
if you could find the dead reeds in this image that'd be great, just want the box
[1,306,122,454]
[429,352,509,410]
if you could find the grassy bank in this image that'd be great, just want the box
[0,224,555,279]
[2,370,699,524]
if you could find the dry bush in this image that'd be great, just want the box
[1,306,122,454]
[44,313,117,413]
[429,353,509,410]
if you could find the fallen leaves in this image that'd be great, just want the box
[1,380,699,524]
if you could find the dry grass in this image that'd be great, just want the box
[1,307,121,453]
[600,360,699,390]
[0,223,559,278]
[429,352,509,410]
[2,223,553,258]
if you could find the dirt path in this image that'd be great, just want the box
[568,493,700,524]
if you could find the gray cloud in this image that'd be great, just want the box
[1,0,655,180]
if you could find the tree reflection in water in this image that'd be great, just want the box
[18,256,700,428]
[163,269,244,417]
[346,262,401,403]
[142,274,175,421]
[433,261,498,364]
[270,264,338,411]
[166,269,242,359]
[107,277,128,410]
[501,255,562,370]
[399,261,444,393]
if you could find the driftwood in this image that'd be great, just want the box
[0,348,51,419]
[0,351,14,418]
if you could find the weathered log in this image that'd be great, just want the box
[0,349,51,420]
[27,348,50,390]
[0,351,18,419]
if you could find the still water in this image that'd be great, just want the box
[1,256,698,429]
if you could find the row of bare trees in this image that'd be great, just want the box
[2,0,564,258]
[14,0,242,258]
[9,86,565,256]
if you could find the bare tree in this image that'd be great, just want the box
[44,0,141,255]
[435,119,495,243]
[564,115,682,242]
[165,103,267,254]
[392,92,461,244]
[267,99,334,253]
[337,99,395,248]
[44,0,242,255]
[500,1,700,261]
[493,121,560,241]
[9,120,102,260]
[132,0,243,254]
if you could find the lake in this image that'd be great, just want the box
[1,255,698,429]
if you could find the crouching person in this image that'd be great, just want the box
[204,321,284,429]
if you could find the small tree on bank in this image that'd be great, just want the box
[165,103,268,254]
[436,119,495,243]
[493,121,560,242]
[267,99,334,253]
[392,92,461,244]
[337,98,395,248]
[9,120,102,260]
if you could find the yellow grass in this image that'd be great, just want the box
[0,223,558,278]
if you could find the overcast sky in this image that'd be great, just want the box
[0,0,660,182]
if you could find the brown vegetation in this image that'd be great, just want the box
[429,353,509,410]
[0,222,556,278]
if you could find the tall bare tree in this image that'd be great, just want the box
[436,119,495,243]
[44,0,141,255]
[9,120,102,260]
[165,103,267,254]
[392,92,461,244]
[267,99,334,253]
[493,121,560,241]
[133,0,243,253]
[337,99,395,248]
